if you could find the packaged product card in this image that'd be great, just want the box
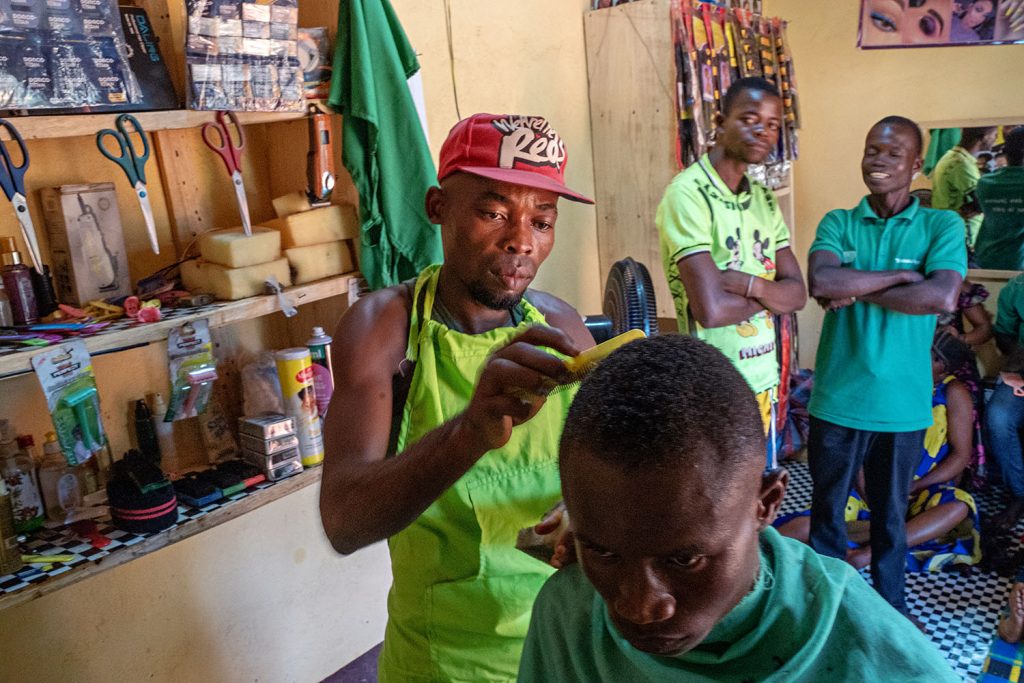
[31,340,107,467]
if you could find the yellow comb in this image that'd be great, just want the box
[555,328,647,391]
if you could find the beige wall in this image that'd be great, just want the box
[765,0,1024,366]
[393,0,603,313]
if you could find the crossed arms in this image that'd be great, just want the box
[808,250,961,315]
[678,246,807,328]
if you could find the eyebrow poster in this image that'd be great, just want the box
[859,0,1024,47]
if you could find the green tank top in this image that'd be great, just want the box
[378,265,576,682]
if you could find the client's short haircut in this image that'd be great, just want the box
[560,335,765,482]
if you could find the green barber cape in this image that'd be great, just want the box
[518,527,958,683]
[329,0,443,290]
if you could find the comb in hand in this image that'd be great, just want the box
[554,329,647,392]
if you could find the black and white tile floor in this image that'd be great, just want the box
[781,460,1013,681]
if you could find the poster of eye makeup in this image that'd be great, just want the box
[859,0,1024,48]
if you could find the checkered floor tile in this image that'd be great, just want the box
[782,460,1017,681]
[0,477,276,598]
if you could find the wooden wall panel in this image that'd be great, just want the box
[585,0,678,318]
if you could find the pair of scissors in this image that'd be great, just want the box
[201,111,252,236]
[96,114,160,255]
[0,119,43,272]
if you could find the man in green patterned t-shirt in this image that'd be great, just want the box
[931,126,997,254]
[657,77,806,469]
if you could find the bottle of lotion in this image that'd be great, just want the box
[0,236,38,325]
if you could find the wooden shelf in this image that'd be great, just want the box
[0,108,316,142]
[968,268,1021,281]
[0,273,358,379]
[0,466,322,613]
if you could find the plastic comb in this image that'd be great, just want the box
[554,328,647,392]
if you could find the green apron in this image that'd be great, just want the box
[378,265,575,682]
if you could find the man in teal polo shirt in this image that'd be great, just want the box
[931,126,997,254]
[657,77,806,469]
[807,116,966,615]
[975,127,1024,270]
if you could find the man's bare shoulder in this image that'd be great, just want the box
[527,289,594,349]
[528,289,579,318]
[335,283,413,367]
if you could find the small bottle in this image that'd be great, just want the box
[17,434,38,465]
[306,326,334,418]
[31,264,58,317]
[0,281,13,326]
[0,236,38,325]
[0,477,23,575]
[38,432,81,523]
[151,393,178,474]
[134,398,160,463]
[0,425,44,534]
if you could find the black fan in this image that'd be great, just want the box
[585,258,659,344]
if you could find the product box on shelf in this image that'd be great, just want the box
[40,182,132,305]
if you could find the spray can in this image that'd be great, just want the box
[306,326,334,418]
[274,348,324,467]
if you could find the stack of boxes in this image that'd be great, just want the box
[183,227,291,301]
[238,413,302,482]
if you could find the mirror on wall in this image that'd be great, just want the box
[913,122,1024,274]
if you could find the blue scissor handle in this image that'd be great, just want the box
[0,118,29,202]
[116,114,149,178]
[96,114,149,186]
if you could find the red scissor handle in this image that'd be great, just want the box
[201,110,246,175]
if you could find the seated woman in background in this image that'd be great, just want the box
[938,278,994,486]
[777,331,981,571]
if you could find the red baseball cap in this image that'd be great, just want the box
[437,113,594,204]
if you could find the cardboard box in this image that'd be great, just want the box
[40,183,132,305]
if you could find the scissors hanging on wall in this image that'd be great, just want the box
[96,114,160,255]
[0,119,44,272]
[201,111,252,236]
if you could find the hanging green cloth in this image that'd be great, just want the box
[924,128,961,178]
[329,0,443,290]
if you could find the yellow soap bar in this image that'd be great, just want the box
[198,227,281,268]
[285,241,355,285]
[182,257,292,301]
[272,191,313,218]
[265,205,359,248]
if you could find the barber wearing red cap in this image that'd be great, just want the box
[320,114,595,682]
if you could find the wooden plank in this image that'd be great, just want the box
[585,0,677,318]
[0,110,309,142]
[0,274,356,379]
[968,268,1021,282]
[153,127,212,256]
[0,467,322,613]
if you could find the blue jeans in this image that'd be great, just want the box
[986,381,1024,498]
[807,417,923,614]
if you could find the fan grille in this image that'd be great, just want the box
[602,257,658,337]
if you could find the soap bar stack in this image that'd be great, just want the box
[183,228,291,300]
[265,203,359,285]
